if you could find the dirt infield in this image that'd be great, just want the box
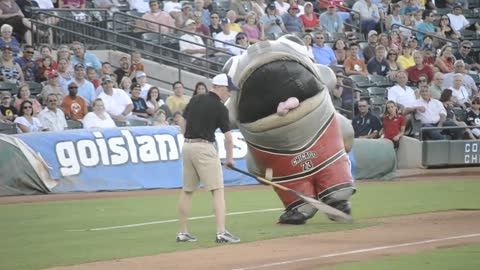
[47,211,480,270]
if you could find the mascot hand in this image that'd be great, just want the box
[276,97,300,116]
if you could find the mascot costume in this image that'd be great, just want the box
[224,35,356,225]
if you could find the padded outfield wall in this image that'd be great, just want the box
[0,127,398,196]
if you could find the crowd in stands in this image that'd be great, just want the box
[0,0,479,146]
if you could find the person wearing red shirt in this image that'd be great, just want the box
[406,51,434,85]
[299,2,318,32]
[382,100,406,148]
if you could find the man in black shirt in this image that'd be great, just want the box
[176,73,241,243]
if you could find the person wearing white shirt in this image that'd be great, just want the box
[275,0,290,15]
[388,71,418,112]
[179,19,207,60]
[214,18,238,53]
[97,76,133,123]
[352,0,380,33]
[83,98,117,129]
[410,85,463,140]
[128,0,150,13]
[163,0,181,13]
[447,5,470,32]
[449,73,471,107]
[35,0,55,8]
[38,94,68,132]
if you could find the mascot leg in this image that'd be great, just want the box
[275,179,317,225]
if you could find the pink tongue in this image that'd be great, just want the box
[276,97,300,116]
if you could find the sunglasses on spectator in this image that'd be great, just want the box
[69,86,78,89]
[23,106,32,109]
[211,16,219,19]
[358,105,367,107]
[25,51,35,54]
[462,46,472,49]
[419,79,427,82]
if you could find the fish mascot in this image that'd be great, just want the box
[224,35,356,224]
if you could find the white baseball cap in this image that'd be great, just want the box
[212,73,240,91]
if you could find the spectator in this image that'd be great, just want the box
[193,82,209,96]
[180,19,207,59]
[140,0,175,33]
[62,82,88,121]
[415,10,436,46]
[2,45,24,83]
[57,58,73,90]
[214,18,238,53]
[447,3,469,32]
[434,44,455,73]
[430,72,444,100]
[449,73,470,108]
[193,0,210,25]
[87,66,101,90]
[422,45,435,66]
[442,60,478,97]
[465,97,480,139]
[209,12,222,36]
[363,30,378,62]
[282,4,303,33]
[337,69,359,113]
[274,0,290,16]
[97,75,133,123]
[312,32,336,65]
[14,100,45,133]
[385,3,403,31]
[388,29,402,51]
[135,71,153,98]
[36,45,57,70]
[399,14,414,40]
[252,0,267,17]
[152,109,170,126]
[454,41,480,72]
[388,71,418,114]
[241,12,263,43]
[59,0,86,9]
[0,0,32,44]
[0,24,20,57]
[146,86,171,117]
[130,51,145,79]
[100,62,113,78]
[163,0,181,14]
[230,32,249,56]
[411,85,462,140]
[439,89,474,139]
[386,48,403,81]
[352,0,380,34]
[114,56,132,85]
[230,0,252,22]
[166,81,191,114]
[397,43,415,70]
[408,35,419,50]
[56,45,72,62]
[39,70,64,106]
[225,11,243,33]
[119,76,132,95]
[66,63,96,106]
[261,3,286,39]
[400,0,419,15]
[319,2,343,34]
[367,45,389,76]
[377,33,389,50]
[437,14,460,41]
[352,99,382,138]
[38,93,67,132]
[192,9,210,37]
[70,41,102,72]
[0,91,17,122]
[174,2,193,29]
[406,51,434,84]
[130,83,150,118]
[303,33,314,60]
[82,98,117,129]
[344,43,367,76]
[14,82,42,115]
[300,2,318,32]
[37,55,55,83]
[381,100,406,148]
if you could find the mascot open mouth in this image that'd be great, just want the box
[237,60,323,124]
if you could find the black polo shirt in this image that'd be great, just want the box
[183,92,230,142]
[352,111,382,138]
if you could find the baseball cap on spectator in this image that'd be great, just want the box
[288,3,299,11]
[1,45,12,51]
[453,3,463,9]
[266,3,276,10]
[328,1,336,8]
[0,91,11,99]
[184,19,196,26]
[212,73,240,91]
[48,70,59,79]
[368,30,378,38]
[182,2,192,9]
[74,63,85,69]
[220,17,230,24]
[136,71,147,78]
[304,2,313,8]
[130,82,141,90]
[101,75,113,84]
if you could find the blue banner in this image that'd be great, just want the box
[15,127,355,193]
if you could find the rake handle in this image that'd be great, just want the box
[223,164,289,192]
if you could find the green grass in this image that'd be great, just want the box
[315,243,480,270]
[0,179,479,270]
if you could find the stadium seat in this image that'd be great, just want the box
[114,120,127,127]
[66,119,84,129]
[368,75,393,87]
[349,75,373,88]
[469,73,480,84]
[127,118,150,126]
[0,122,17,134]
[0,82,17,93]
[26,82,43,95]
[453,107,467,122]
[367,87,387,97]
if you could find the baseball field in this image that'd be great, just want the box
[1,174,479,270]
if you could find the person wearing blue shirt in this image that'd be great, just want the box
[65,63,96,106]
[415,10,436,46]
[312,32,337,65]
[70,41,102,73]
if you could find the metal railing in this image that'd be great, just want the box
[392,23,460,46]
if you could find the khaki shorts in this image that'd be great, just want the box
[182,142,223,192]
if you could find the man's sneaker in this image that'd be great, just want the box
[176,232,197,242]
[215,230,240,243]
